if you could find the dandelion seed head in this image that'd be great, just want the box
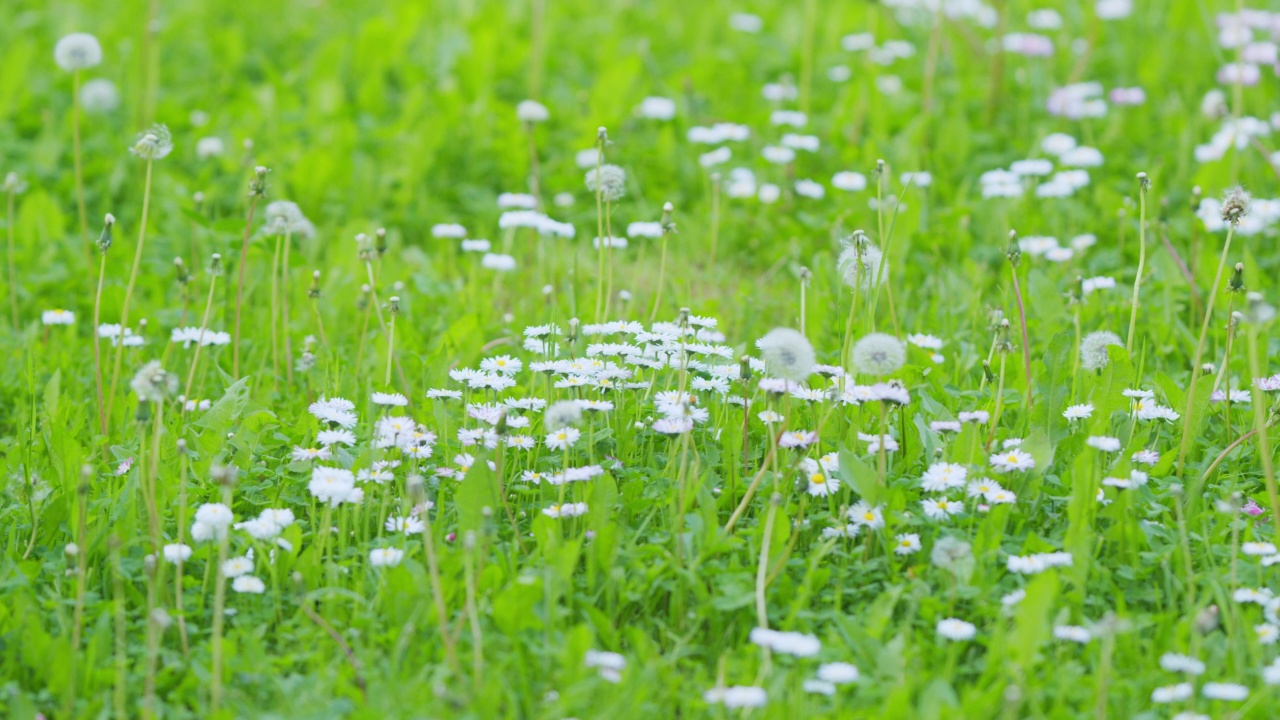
[852,333,906,376]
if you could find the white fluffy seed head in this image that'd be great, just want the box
[585,164,627,202]
[1080,331,1122,371]
[852,333,906,376]
[55,33,102,71]
[837,242,887,290]
[545,400,583,431]
[755,328,815,382]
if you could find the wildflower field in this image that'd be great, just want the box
[6,0,1280,717]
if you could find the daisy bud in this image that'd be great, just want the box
[495,409,509,436]
[65,542,79,557]
[739,355,753,382]
[464,530,477,551]
[174,257,189,285]
[875,159,886,177]
[1221,186,1250,224]
[1228,262,1245,293]
[1190,185,1201,210]
[376,227,388,256]
[596,126,609,145]
[97,213,115,252]
[193,191,204,208]
[1136,171,1150,193]
[661,202,677,236]
[248,166,271,197]
[208,253,223,276]
[799,267,811,284]
[982,360,996,384]
[678,307,690,327]
[309,270,321,299]
[388,296,401,315]
[619,290,632,303]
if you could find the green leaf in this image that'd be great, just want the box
[1010,571,1059,668]
[455,457,499,538]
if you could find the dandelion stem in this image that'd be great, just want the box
[463,532,484,683]
[232,193,262,378]
[6,188,17,329]
[106,157,155,428]
[210,484,232,714]
[420,498,461,672]
[270,235,282,385]
[1010,261,1033,410]
[593,146,605,322]
[755,493,781,629]
[1126,180,1148,352]
[281,232,295,385]
[1176,223,1235,474]
[93,251,108,437]
[181,269,220,411]
[72,70,91,261]
[1246,325,1280,530]
[111,536,127,720]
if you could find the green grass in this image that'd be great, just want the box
[3,0,1280,717]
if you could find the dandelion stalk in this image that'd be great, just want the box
[282,230,295,385]
[175,440,191,655]
[271,234,282,383]
[385,296,399,388]
[709,173,721,269]
[1007,236,1033,410]
[1244,294,1280,529]
[463,531,484,683]
[649,202,675,323]
[1126,173,1150,352]
[1177,190,1246,474]
[755,493,782,629]
[232,167,269,378]
[111,535,127,720]
[209,479,233,715]
[182,254,222,410]
[72,70,91,259]
[107,128,169,425]
[93,215,115,437]
[593,130,607,322]
[798,267,810,335]
[412,476,461,672]
[5,179,18,328]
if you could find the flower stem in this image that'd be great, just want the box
[106,157,155,427]
[1176,223,1235,474]
[1126,185,1147,352]
[232,194,262,378]
[1247,325,1280,529]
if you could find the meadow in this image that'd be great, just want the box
[3,0,1280,717]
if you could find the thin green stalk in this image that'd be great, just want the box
[72,70,91,259]
[106,158,155,426]
[232,193,262,378]
[210,484,232,714]
[93,251,108,436]
[1126,175,1149,351]
[1247,324,1280,529]
[1176,223,1236,474]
